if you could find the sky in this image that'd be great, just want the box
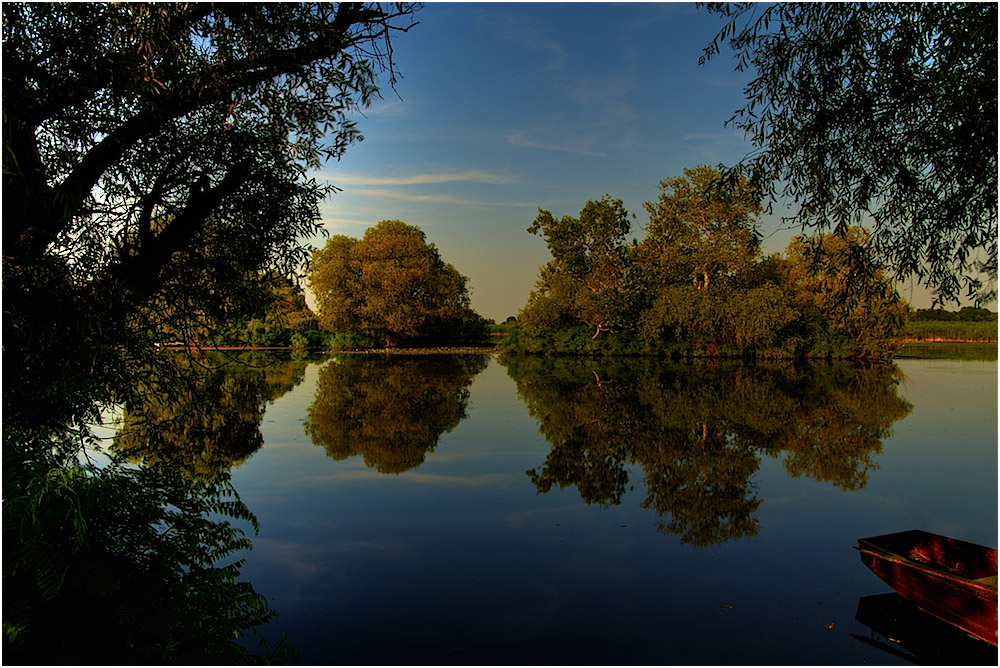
[307,2,939,322]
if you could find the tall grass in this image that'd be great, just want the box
[895,342,997,360]
[902,320,998,342]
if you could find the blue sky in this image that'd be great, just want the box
[310,2,925,321]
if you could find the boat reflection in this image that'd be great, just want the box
[853,593,997,665]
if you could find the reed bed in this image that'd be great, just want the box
[902,320,998,343]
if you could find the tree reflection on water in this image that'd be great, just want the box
[305,354,490,473]
[501,356,913,547]
[113,352,913,549]
[112,352,309,478]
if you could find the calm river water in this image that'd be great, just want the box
[144,353,997,664]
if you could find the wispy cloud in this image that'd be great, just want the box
[506,129,608,158]
[681,131,743,145]
[505,66,640,158]
[354,188,533,209]
[334,170,518,186]
[680,130,749,163]
[355,188,479,205]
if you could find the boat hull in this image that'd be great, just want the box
[858,530,998,647]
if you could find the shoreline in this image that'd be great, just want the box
[159,344,498,354]
[159,339,996,355]
[898,338,997,344]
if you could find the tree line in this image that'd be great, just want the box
[504,165,907,359]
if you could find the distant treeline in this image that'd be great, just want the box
[908,307,997,322]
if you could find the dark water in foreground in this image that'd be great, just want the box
[155,354,999,664]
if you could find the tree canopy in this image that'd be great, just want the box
[4,2,418,430]
[509,166,905,359]
[643,165,762,290]
[308,220,486,346]
[522,196,637,339]
[700,2,997,305]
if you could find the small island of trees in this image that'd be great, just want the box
[504,165,908,360]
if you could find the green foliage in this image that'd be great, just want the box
[308,220,486,347]
[522,196,637,339]
[324,331,382,350]
[501,355,912,546]
[780,229,908,358]
[642,165,763,290]
[3,430,282,664]
[700,2,998,305]
[507,166,905,359]
[640,284,798,357]
[203,274,321,348]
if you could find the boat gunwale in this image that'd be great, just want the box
[856,542,999,597]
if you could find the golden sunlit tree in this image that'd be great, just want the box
[520,196,637,341]
[780,228,909,358]
[505,166,906,358]
[308,220,486,347]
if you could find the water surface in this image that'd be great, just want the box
[211,354,997,664]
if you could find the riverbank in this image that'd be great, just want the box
[160,343,498,354]
[162,341,999,360]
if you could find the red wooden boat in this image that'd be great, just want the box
[857,530,998,646]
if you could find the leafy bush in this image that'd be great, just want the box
[3,429,286,664]
[324,332,380,350]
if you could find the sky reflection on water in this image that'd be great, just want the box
[227,355,996,665]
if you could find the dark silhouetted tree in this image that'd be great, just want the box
[701,2,997,304]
